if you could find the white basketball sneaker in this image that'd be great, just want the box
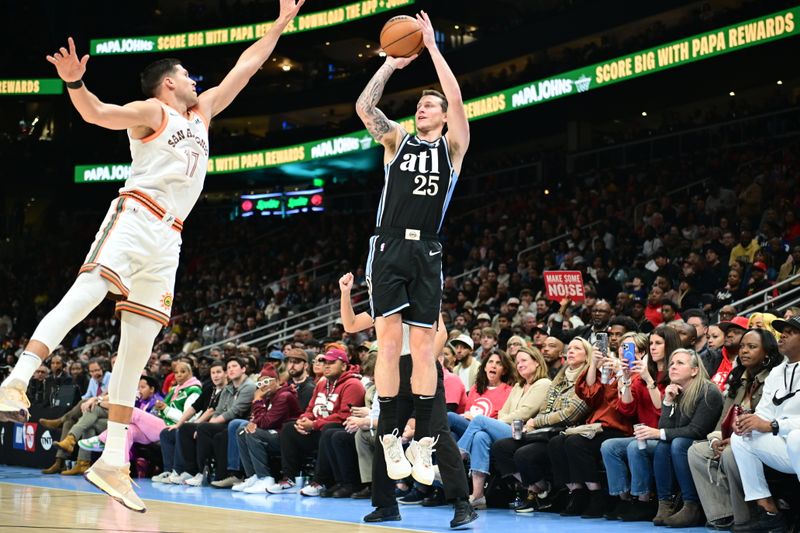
[381,429,412,480]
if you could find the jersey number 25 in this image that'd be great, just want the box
[412,174,439,196]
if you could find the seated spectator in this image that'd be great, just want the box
[78,376,169,465]
[491,338,590,513]
[730,316,800,533]
[447,351,515,439]
[541,336,565,379]
[553,336,634,518]
[267,347,365,494]
[39,357,111,476]
[709,317,748,390]
[688,329,781,530]
[310,353,378,498]
[747,312,780,341]
[45,354,71,386]
[452,334,480,390]
[476,327,499,361]
[459,346,551,509]
[441,345,467,413]
[69,361,88,393]
[283,348,315,411]
[311,353,325,383]
[153,360,225,484]
[27,365,51,408]
[185,357,255,487]
[601,331,669,521]
[232,364,300,494]
[636,348,723,527]
[713,270,747,311]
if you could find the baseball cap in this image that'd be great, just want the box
[477,312,491,321]
[267,350,285,361]
[752,261,768,272]
[259,363,279,380]
[450,334,474,350]
[507,297,521,306]
[285,348,308,362]
[322,348,349,363]
[718,316,749,332]
[772,316,800,333]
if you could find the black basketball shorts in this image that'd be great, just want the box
[365,232,443,328]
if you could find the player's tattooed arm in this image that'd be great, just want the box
[356,55,415,148]
[355,62,399,145]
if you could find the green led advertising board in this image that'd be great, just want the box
[74,7,798,183]
[91,0,415,55]
[0,79,62,95]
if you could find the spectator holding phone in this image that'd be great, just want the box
[601,327,676,521]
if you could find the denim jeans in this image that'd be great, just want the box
[456,415,512,474]
[600,437,659,497]
[654,437,698,502]
[159,426,186,473]
[227,419,248,472]
[447,411,471,439]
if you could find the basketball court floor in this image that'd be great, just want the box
[0,466,707,532]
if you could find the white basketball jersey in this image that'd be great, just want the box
[122,99,210,221]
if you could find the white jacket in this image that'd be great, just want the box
[754,360,800,437]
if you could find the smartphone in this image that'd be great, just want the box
[595,332,608,357]
[622,342,636,366]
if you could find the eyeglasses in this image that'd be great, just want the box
[508,342,523,347]
[315,358,326,364]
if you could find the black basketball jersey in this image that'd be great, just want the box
[374,134,457,235]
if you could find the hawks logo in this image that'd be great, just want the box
[159,292,174,311]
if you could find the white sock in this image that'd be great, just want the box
[101,421,129,467]
[2,351,43,389]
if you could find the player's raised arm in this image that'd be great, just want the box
[339,273,374,333]
[416,11,470,166]
[355,55,416,155]
[47,37,162,132]
[198,0,304,119]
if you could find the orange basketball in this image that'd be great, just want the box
[380,15,423,58]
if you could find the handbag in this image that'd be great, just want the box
[720,404,738,440]
[521,427,560,443]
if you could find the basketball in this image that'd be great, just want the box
[380,15,423,58]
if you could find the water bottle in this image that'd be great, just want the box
[512,420,523,440]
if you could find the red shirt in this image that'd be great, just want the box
[465,383,512,419]
[575,369,633,434]
[645,304,663,327]
[711,348,734,391]
[443,369,467,414]
[617,373,666,427]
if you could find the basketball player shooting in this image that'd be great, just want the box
[0,0,304,512]
[355,11,470,486]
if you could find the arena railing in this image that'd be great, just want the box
[733,272,800,317]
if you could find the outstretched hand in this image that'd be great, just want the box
[278,0,305,22]
[46,37,89,82]
[415,10,436,50]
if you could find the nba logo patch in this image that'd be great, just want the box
[380,243,386,252]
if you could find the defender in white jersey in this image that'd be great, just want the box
[0,0,305,513]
